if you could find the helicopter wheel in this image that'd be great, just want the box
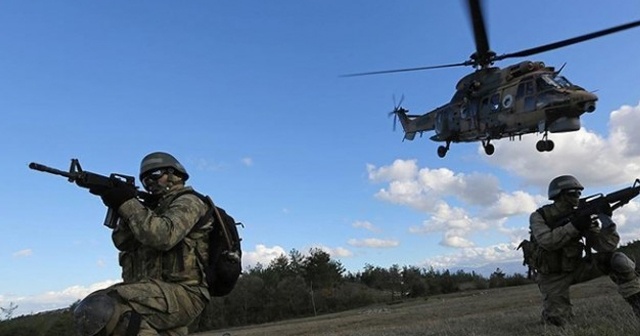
[437,146,448,158]
[545,140,554,151]
[536,140,555,152]
[484,143,495,155]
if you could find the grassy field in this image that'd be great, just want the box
[192,277,640,336]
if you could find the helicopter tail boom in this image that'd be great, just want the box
[392,107,435,141]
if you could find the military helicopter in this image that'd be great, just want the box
[345,0,640,158]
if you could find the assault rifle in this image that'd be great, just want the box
[29,159,151,229]
[555,178,640,227]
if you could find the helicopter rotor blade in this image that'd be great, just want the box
[494,19,640,61]
[341,61,471,77]
[388,109,399,131]
[389,95,405,131]
[467,0,491,66]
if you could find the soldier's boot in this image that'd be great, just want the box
[609,252,640,318]
[626,292,640,319]
[541,310,571,327]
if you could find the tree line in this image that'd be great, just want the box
[2,240,639,335]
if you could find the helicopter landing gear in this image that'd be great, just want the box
[437,141,451,158]
[536,133,555,152]
[482,140,495,156]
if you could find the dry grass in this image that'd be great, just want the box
[192,277,640,336]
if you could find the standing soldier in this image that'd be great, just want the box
[530,175,640,326]
[73,152,211,336]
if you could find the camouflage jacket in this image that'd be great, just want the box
[112,186,212,287]
[529,203,619,273]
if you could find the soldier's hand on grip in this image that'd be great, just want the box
[100,184,137,209]
[572,214,592,231]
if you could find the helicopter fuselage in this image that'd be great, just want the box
[397,60,597,156]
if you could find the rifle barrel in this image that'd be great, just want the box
[28,162,74,179]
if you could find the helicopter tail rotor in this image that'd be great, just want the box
[389,95,406,131]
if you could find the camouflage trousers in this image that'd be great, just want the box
[91,279,208,336]
[537,253,640,326]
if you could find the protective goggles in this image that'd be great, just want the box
[142,169,167,186]
[565,189,582,198]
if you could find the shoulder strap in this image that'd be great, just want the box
[535,207,547,222]
[171,189,213,230]
[175,189,234,250]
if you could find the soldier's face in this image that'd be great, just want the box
[560,189,582,207]
[142,170,169,194]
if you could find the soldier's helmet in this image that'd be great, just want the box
[139,152,189,181]
[548,175,583,200]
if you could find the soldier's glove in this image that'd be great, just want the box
[100,184,137,209]
[571,214,593,231]
[598,213,615,229]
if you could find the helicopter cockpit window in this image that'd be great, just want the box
[490,93,500,111]
[554,75,573,88]
[539,74,572,89]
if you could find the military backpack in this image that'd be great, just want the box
[189,191,243,297]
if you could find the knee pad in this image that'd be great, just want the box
[610,252,636,274]
[73,294,117,336]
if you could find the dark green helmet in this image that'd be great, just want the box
[548,175,583,200]
[139,152,189,181]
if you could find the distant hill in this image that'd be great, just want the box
[451,260,528,278]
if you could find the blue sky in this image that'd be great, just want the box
[1,0,640,317]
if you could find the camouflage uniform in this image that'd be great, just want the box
[81,185,211,336]
[530,203,640,326]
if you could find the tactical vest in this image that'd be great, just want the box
[118,187,210,286]
[531,204,585,274]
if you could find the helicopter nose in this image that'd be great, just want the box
[575,91,598,113]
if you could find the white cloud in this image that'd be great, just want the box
[192,158,224,172]
[329,247,354,258]
[368,162,500,212]
[352,220,380,232]
[611,200,640,243]
[241,157,253,166]
[484,191,545,219]
[242,244,287,269]
[408,202,493,248]
[309,244,354,258]
[610,103,640,157]
[422,242,522,269]
[12,249,32,258]
[1,279,119,317]
[367,159,418,182]
[347,238,399,248]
